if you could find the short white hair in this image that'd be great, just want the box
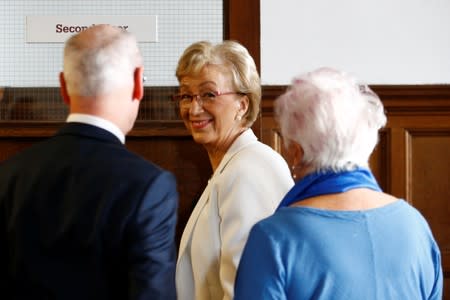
[63,25,142,97]
[275,67,387,172]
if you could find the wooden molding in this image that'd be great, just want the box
[224,0,260,72]
[1,85,450,125]
[261,85,450,116]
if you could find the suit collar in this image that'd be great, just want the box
[56,122,124,145]
[66,113,125,144]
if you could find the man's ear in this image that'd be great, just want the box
[132,66,144,101]
[59,72,70,105]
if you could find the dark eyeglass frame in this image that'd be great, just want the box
[171,90,245,109]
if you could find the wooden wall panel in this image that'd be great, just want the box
[224,0,260,72]
[409,131,450,227]
[1,84,449,297]
[408,130,450,296]
[369,131,390,192]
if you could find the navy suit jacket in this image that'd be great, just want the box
[0,123,178,300]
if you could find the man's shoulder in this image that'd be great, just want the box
[106,147,175,183]
[110,147,163,171]
[0,138,49,169]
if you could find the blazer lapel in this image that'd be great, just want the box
[216,129,257,174]
[178,182,211,260]
[177,129,258,259]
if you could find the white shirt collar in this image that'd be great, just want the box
[66,113,125,144]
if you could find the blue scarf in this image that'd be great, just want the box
[277,167,382,210]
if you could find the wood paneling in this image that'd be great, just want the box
[224,0,260,72]
[1,83,449,298]
[0,87,179,122]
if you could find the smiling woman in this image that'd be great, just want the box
[174,40,294,300]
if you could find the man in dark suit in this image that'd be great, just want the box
[0,24,178,299]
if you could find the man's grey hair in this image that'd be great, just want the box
[63,26,143,97]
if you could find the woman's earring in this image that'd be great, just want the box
[291,165,297,180]
[235,114,242,121]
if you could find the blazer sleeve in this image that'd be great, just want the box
[215,152,292,300]
[126,171,179,300]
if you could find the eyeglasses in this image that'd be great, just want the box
[171,90,244,109]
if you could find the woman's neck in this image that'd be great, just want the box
[208,152,225,173]
[206,128,247,172]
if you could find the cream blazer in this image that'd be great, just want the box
[176,129,294,300]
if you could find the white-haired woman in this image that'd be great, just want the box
[234,67,443,300]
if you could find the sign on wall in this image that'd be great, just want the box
[26,16,158,43]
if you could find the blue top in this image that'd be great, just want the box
[234,200,443,300]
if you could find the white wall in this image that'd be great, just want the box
[261,0,450,85]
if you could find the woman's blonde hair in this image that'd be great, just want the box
[176,40,261,127]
